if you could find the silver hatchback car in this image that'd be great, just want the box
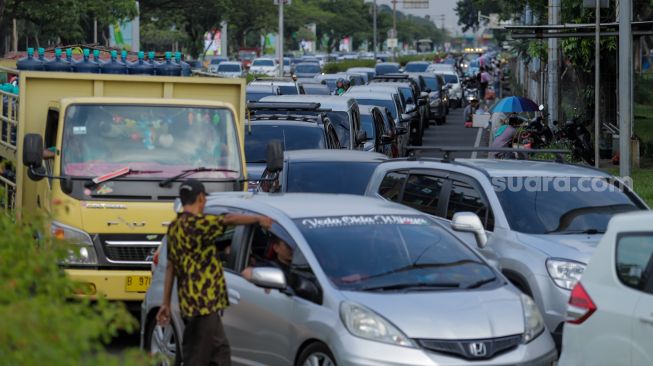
[140,193,556,365]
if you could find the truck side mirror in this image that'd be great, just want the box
[23,134,45,181]
[266,140,284,173]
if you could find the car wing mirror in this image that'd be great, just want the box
[400,113,412,122]
[396,127,408,135]
[266,140,284,173]
[356,130,368,144]
[251,267,287,290]
[451,212,487,249]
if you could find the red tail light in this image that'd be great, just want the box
[566,282,597,324]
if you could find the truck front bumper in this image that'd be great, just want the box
[66,268,151,301]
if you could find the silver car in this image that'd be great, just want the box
[141,193,556,365]
[365,156,649,348]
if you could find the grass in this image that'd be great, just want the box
[634,103,653,154]
[607,167,653,207]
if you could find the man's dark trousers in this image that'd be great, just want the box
[182,312,231,366]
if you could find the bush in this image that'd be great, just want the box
[0,213,150,365]
[322,60,376,74]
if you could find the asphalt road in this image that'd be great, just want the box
[419,105,487,159]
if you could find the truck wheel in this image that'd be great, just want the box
[145,315,181,366]
[296,342,337,366]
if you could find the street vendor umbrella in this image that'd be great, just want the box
[491,96,540,113]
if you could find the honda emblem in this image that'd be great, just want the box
[468,342,487,357]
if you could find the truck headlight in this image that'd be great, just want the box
[546,258,585,290]
[52,221,98,266]
[340,302,415,347]
[521,294,545,343]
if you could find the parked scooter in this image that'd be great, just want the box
[554,116,595,166]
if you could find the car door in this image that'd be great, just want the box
[620,232,653,365]
[223,221,297,366]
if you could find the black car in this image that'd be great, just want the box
[246,85,280,102]
[359,105,398,158]
[258,149,387,194]
[244,113,341,185]
[411,72,447,124]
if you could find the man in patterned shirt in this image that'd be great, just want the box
[156,179,273,366]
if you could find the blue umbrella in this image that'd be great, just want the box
[491,96,540,113]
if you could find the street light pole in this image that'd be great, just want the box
[392,0,397,61]
[619,0,632,179]
[373,0,378,60]
[278,0,284,77]
[594,0,600,168]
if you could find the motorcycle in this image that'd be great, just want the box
[554,117,595,166]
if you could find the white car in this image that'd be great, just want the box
[214,61,244,78]
[427,63,456,74]
[249,58,279,76]
[435,71,463,108]
[559,211,653,366]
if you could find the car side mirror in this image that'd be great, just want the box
[400,113,412,122]
[356,130,368,144]
[396,127,408,135]
[381,135,394,144]
[405,105,416,114]
[451,212,487,249]
[266,140,284,173]
[251,267,287,290]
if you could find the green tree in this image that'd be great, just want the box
[224,0,276,50]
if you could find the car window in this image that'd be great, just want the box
[289,246,322,304]
[446,179,495,231]
[244,224,296,271]
[402,174,446,216]
[378,171,407,201]
[287,161,380,194]
[616,233,653,294]
[217,64,241,72]
[277,85,298,95]
[244,124,327,163]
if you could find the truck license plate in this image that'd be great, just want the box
[125,275,151,292]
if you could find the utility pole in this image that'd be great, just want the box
[618,0,632,179]
[392,0,397,61]
[594,0,600,168]
[221,21,228,58]
[440,14,445,31]
[547,0,560,127]
[373,0,378,60]
[93,18,98,44]
[278,0,284,77]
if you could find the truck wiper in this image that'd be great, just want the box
[86,167,163,187]
[159,167,239,187]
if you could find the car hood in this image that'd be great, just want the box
[342,286,524,339]
[515,232,601,264]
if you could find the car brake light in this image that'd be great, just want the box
[566,282,596,324]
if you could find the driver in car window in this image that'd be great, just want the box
[242,235,293,281]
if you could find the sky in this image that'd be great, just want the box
[374,0,465,36]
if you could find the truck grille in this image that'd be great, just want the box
[98,234,163,264]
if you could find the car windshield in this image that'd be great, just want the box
[253,59,274,66]
[354,98,397,120]
[277,85,298,95]
[217,64,240,72]
[286,162,380,194]
[296,64,321,73]
[61,104,240,178]
[239,51,257,60]
[376,65,399,75]
[405,63,428,72]
[423,77,440,90]
[246,91,273,102]
[244,124,326,162]
[442,74,458,84]
[495,177,645,234]
[360,114,376,139]
[296,215,497,291]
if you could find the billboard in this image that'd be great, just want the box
[402,0,428,9]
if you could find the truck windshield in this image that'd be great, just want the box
[61,105,241,179]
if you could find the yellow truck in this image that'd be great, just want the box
[0,69,246,305]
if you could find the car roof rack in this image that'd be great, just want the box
[252,77,294,82]
[247,102,328,112]
[249,114,323,123]
[405,146,570,163]
[373,74,410,80]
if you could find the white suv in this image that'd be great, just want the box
[559,211,653,365]
[249,58,279,76]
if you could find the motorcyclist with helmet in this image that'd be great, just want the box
[335,78,349,96]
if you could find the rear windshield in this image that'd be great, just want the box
[253,59,274,66]
[375,64,399,75]
[277,85,299,95]
[217,64,241,72]
[245,125,325,163]
[246,91,274,102]
[354,98,397,120]
[423,77,440,90]
[287,162,381,194]
[405,63,428,72]
[296,64,321,73]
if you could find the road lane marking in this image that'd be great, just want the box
[471,128,483,159]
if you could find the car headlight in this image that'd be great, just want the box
[521,294,545,343]
[546,258,585,290]
[340,302,415,348]
[52,221,98,266]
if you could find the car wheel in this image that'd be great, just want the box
[296,342,337,366]
[145,315,181,366]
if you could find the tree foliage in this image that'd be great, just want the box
[0,212,148,365]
